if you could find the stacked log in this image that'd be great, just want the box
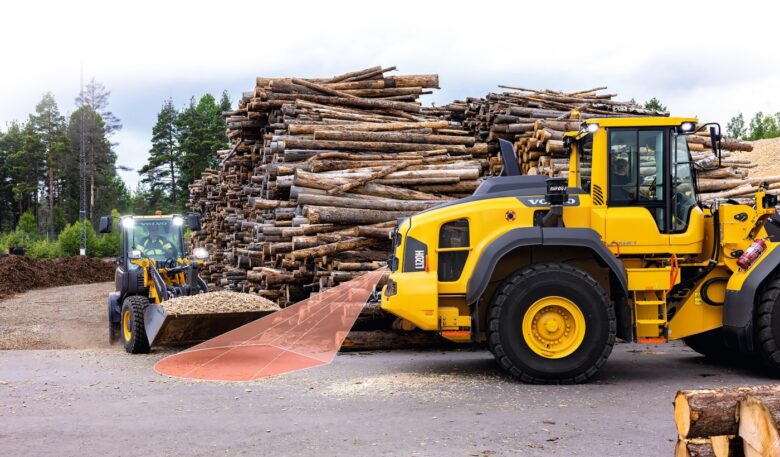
[188,66,488,306]
[443,86,665,176]
[674,385,780,456]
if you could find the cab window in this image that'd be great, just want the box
[438,219,469,282]
[608,128,665,230]
[672,134,697,232]
[578,134,593,192]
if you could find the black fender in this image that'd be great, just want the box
[466,227,628,305]
[723,246,780,353]
[108,292,121,324]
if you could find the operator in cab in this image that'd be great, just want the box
[611,157,633,200]
[137,225,177,258]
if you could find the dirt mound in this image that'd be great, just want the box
[734,137,780,177]
[0,256,114,300]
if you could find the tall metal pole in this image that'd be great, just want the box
[79,60,87,256]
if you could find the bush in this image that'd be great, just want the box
[16,211,37,235]
[27,239,60,258]
[56,221,99,256]
[0,230,35,253]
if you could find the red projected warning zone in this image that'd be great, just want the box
[154,269,385,381]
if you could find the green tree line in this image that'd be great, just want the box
[0,78,231,257]
[727,112,780,141]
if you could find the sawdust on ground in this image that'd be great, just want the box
[161,290,280,315]
[734,137,780,177]
[0,282,113,350]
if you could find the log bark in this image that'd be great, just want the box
[305,205,410,224]
[314,130,475,146]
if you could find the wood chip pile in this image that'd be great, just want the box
[162,290,280,315]
[674,385,780,457]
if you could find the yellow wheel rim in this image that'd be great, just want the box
[522,296,586,359]
[122,309,133,342]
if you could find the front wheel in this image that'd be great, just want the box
[486,262,615,384]
[754,275,780,373]
[121,296,151,354]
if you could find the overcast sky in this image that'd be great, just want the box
[2,0,779,189]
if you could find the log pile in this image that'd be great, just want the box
[674,385,780,456]
[443,86,666,176]
[188,66,489,306]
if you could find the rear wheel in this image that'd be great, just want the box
[121,296,151,354]
[754,275,780,373]
[486,262,615,384]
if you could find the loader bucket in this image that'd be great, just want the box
[144,305,276,347]
[154,269,385,381]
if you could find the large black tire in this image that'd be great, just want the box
[754,275,780,373]
[487,262,615,384]
[683,328,736,360]
[121,296,151,354]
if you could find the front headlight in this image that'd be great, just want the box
[192,247,209,259]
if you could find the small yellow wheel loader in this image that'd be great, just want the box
[381,117,780,383]
[99,213,263,354]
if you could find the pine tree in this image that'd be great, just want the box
[28,93,68,239]
[76,78,122,136]
[139,99,180,204]
[644,97,667,113]
[726,113,747,140]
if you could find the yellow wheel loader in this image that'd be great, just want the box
[99,213,265,354]
[381,117,780,383]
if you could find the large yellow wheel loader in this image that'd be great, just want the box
[381,117,780,383]
[99,213,265,354]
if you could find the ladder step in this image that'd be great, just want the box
[637,319,666,325]
[635,300,665,306]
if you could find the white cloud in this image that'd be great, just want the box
[1,0,779,190]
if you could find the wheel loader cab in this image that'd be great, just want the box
[575,118,705,255]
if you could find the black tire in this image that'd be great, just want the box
[121,296,151,354]
[683,328,736,360]
[754,275,780,373]
[486,262,615,384]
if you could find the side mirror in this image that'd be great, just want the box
[186,213,202,231]
[98,216,113,234]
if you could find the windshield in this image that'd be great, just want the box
[128,219,183,261]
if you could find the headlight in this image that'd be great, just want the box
[172,216,184,226]
[121,218,135,228]
[128,250,142,259]
[193,247,209,259]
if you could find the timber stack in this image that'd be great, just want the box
[444,86,666,176]
[674,385,780,456]
[188,66,489,306]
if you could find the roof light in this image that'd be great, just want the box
[680,122,694,132]
[121,218,135,229]
[586,123,599,133]
[172,216,184,226]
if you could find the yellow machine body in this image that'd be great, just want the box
[381,117,779,355]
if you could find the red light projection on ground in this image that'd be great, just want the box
[154,269,385,381]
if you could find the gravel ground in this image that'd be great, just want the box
[0,282,114,349]
[0,344,774,457]
[0,283,776,456]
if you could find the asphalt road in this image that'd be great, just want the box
[0,342,774,457]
